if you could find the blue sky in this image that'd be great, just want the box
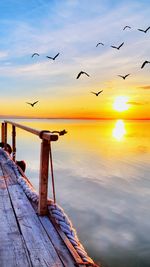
[0,0,150,118]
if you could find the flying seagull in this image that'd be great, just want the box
[111,42,124,50]
[123,26,131,30]
[118,74,130,80]
[46,53,60,60]
[26,101,39,107]
[76,71,90,79]
[91,90,103,96]
[138,26,150,33]
[141,60,150,69]
[31,53,40,57]
[96,42,104,47]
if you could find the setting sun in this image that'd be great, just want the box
[113,96,129,112]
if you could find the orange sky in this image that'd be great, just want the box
[0,1,149,119]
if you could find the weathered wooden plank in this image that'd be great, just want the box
[0,175,6,189]
[0,159,18,185]
[7,184,64,267]
[39,216,75,267]
[0,156,87,267]
[47,214,87,267]
[0,166,3,176]
[0,182,32,266]
[0,164,6,189]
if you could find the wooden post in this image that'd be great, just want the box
[1,123,5,142]
[4,122,7,150]
[38,139,50,215]
[12,125,16,161]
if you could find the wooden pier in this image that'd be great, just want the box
[0,121,98,267]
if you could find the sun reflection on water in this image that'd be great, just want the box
[112,120,126,141]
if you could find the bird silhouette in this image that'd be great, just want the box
[76,71,90,79]
[118,74,130,80]
[26,101,39,107]
[138,26,150,33]
[141,61,150,69]
[91,90,103,96]
[111,42,124,50]
[31,53,40,57]
[46,53,60,60]
[123,26,131,30]
[96,42,104,47]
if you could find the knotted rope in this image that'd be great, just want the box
[0,148,98,266]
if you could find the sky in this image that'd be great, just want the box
[0,0,150,119]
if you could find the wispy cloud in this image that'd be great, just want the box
[0,51,8,58]
[0,0,150,117]
[139,85,150,90]
[127,101,143,105]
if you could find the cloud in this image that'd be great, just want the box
[0,51,8,58]
[139,85,150,90]
[127,101,143,105]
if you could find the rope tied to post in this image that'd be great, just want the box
[0,148,98,266]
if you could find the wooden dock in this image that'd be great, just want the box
[0,154,77,266]
[0,121,98,267]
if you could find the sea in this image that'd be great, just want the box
[1,118,150,267]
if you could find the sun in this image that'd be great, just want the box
[113,96,129,112]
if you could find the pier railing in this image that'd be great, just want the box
[1,120,59,216]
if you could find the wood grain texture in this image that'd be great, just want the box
[8,184,64,267]
[39,216,75,267]
[38,139,50,215]
[0,164,6,189]
[0,161,18,186]
[0,155,84,267]
[0,174,32,266]
[47,214,86,267]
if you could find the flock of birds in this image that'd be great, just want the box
[26,25,150,107]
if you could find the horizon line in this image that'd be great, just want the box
[0,116,150,121]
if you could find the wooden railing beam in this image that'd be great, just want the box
[4,120,58,142]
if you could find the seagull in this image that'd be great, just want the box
[46,53,60,60]
[141,60,150,69]
[96,42,104,47]
[31,53,40,57]
[123,26,131,30]
[26,101,39,107]
[118,74,130,80]
[91,90,103,96]
[138,26,150,33]
[76,71,90,79]
[111,42,124,50]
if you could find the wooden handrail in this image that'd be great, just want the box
[1,120,59,216]
[4,120,58,141]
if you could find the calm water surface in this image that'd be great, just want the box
[2,119,150,267]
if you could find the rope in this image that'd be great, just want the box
[49,142,56,203]
[0,148,98,266]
